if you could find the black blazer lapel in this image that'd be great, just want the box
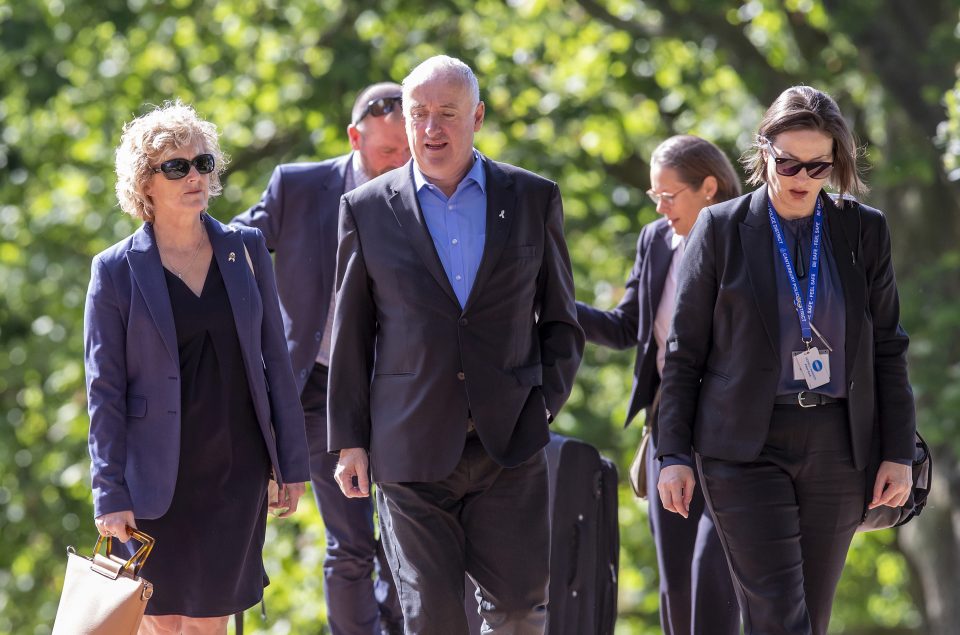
[126,224,179,364]
[645,224,675,330]
[738,186,780,357]
[823,194,866,377]
[208,217,255,355]
[463,157,516,314]
[387,165,460,308]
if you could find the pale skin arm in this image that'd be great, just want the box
[269,482,307,518]
[869,461,912,509]
[334,447,370,498]
[95,510,136,543]
[657,465,696,519]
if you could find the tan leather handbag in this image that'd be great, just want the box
[52,527,155,635]
[628,426,651,499]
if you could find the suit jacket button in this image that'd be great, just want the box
[315,331,322,341]
[457,372,465,381]
[459,318,468,327]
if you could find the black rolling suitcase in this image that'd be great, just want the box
[544,432,619,635]
[464,433,619,635]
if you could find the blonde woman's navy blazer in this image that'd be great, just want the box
[84,215,309,519]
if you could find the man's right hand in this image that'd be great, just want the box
[334,448,371,498]
[658,464,696,518]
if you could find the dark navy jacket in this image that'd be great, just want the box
[84,216,309,519]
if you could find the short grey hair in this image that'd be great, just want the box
[402,55,480,114]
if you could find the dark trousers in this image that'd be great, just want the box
[302,364,403,635]
[647,410,739,635]
[377,433,550,635]
[697,402,865,635]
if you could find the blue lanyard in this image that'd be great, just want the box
[767,198,823,345]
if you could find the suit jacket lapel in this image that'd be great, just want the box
[208,217,255,355]
[823,194,865,376]
[387,165,460,308]
[319,154,351,267]
[463,157,515,314]
[645,223,675,330]
[739,185,780,358]
[127,224,179,364]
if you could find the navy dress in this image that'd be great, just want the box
[120,257,272,617]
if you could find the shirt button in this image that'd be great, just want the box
[457,372,465,381]
[459,318,468,327]
[452,238,459,245]
[455,274,462,281]
[300,369,308,379]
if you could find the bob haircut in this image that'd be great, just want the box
[742,85,866,203]
[114,100,227,221]
[651,135,742,204]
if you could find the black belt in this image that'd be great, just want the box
[773,392,843,408]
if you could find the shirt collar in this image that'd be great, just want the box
[668,229,684,251]
[412,150,486,195]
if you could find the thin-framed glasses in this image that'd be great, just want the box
[762,138,833,179]
[152,154,216,180]
[646,185,688,206]
[354,96,403,125]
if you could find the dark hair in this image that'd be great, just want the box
[350,82,403,126]
[651,135,742,203]
[742,85,866,201]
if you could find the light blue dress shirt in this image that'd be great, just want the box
[413,152,487,308]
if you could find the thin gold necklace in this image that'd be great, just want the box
[161,228,205,280]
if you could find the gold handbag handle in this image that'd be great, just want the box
[93,526,156,577]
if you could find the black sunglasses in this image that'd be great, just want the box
[354,96,402,125]
[152,153,216,180]
[762,139,833,179]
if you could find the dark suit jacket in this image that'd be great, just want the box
[231,155,350,392]
[657,185,916,470]
[84,216,309,519]
[577,218,674,427]
[327,157,585,483]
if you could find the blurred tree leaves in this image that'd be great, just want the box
[2,0,959,633]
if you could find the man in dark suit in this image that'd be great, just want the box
[232,82,409,635]
[328,55,584,635]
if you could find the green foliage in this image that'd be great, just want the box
[2,0,959,633]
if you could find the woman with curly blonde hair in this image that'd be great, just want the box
[85,100,309,634]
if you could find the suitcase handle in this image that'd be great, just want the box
[569,515,586,593]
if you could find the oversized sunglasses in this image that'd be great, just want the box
[763,139,833,179]
[354,96,402,125]
[152,153,216,180]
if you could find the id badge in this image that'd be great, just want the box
[795,348,830,389]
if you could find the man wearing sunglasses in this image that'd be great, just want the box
[232,82,409,635]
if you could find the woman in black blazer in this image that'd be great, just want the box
[577,135,742,635]
[656,86,916,635]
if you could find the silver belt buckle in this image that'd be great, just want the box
[797,391,816,408]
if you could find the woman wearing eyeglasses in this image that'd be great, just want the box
[577,135,741,635]
[656,86,916,635]
[84,100,309,634]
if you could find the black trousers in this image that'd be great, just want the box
[697,402,865,635]
[646,408,739,635]
[301,363,403,635]
[377,433,550,635]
